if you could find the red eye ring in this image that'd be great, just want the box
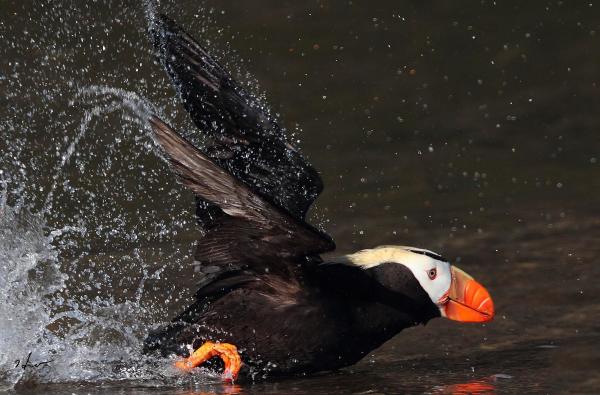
[427,268,437,280]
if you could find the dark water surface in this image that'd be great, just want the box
[1,1,599,393]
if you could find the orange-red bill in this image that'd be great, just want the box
[442,266,494,322]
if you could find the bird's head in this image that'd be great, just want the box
[330,245,495,323]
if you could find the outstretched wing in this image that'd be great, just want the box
[149,116,334,274]
[151,14,322,221]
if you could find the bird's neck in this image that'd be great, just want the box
[350,300,421,344]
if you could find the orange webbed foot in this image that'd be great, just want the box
[174,341,242,382]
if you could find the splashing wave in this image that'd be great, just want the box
[0,88,210,389]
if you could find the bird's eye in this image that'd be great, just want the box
[427,268,437,280]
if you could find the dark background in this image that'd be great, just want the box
[1,1,599,393]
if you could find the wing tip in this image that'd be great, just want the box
[147,114,173,146]
[147,115,197,170]
[148,114,165,131]
[148,13,174,52]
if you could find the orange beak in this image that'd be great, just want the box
[441,266,494,322]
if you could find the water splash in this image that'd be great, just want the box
[0,1,243,389]
[0,202,62,389]
[42,85,157,215]
[0,87,200,389]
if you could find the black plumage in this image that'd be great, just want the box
[143,14,441,378]
[151,14,322,222]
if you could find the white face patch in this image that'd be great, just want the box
[329,245,452,305]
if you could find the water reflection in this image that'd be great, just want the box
[432,378,496,394]
[178,384,243,395]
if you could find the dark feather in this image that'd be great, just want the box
[151,14,323,221]
[149,116,334,273]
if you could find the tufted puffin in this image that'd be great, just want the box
[143,14,495,381]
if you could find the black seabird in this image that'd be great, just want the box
[143,15,494,381]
